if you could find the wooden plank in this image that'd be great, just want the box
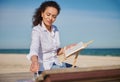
[45,69,120,82]
[36,65,120,82]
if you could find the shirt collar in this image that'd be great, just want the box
[41,21,55,32]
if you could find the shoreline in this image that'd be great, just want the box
[0,54,120,74]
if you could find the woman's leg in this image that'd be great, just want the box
[51,62,73,69]
[51,62,66,69]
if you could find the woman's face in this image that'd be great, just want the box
[42,7,58,29]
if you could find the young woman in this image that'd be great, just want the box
[27,1,75,76]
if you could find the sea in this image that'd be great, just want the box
[0,48,120,57]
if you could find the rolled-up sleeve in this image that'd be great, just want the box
[27,27,40,60]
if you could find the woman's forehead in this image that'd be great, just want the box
[44,7,58,15]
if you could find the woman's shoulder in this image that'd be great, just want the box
[32,24,41,31]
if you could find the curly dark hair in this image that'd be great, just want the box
[32,1,61,27]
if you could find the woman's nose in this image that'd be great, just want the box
[49,16,52,20]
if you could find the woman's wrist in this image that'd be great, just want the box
[31,55,38,62]
[57,47,65,55]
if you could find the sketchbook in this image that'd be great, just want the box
[64,40,94,58]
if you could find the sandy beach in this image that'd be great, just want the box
[0,54,30,74]
[0,54,120,74]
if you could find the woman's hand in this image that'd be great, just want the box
[57,48,64,55]
[30,61,39,73]
[30,55,39,73]
[57,43,77,56]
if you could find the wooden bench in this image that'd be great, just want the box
[36,65,120,82]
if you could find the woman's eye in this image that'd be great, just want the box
[47,13,50,16]
[53,16,56,18]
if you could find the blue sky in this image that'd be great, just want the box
[0,0,120,49]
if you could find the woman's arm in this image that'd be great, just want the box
[29,28,41,73]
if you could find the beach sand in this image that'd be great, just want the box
[0,54,120,74]
[0,54,30,74]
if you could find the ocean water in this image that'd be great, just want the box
[80,48,120,56]
[0,49,29,54]
[0,48,120,56]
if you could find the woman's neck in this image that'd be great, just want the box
[42,22,52,32]
[46,26,52,32]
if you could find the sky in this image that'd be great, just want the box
[0,0,120,49]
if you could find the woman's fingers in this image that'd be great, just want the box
[30,62,39,73]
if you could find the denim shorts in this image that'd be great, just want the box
[51,62,67,69]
